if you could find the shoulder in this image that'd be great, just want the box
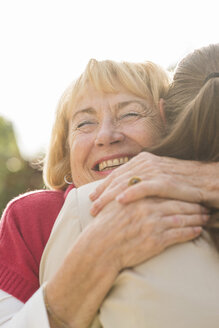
[2,189,65,219]
[1,189,66,244]
[5,189,64,210]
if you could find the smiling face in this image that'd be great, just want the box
[68,84,163,187]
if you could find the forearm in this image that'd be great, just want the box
[42,181,209,328]
[45,224,119,328]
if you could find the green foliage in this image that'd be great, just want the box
[0,117,20,157]
[0,116,44,215]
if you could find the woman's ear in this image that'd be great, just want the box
[159,98,166,124]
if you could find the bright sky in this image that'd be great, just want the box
[0,0,218,159]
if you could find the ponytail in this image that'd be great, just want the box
[150,77,219,161]
[148,59,219,251]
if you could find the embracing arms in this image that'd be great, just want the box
[44,193,207,327]
[0,153,213,327]
[90,152,219,215]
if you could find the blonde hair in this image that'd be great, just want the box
[43,59,170,190]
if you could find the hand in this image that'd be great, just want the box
[45,196,208,327]
[91,197,208,270]
[90,152,219,216]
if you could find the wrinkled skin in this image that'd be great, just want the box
[46,195,208,328]
[90,152,219,216]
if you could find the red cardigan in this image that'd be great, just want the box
[0,186,72,303]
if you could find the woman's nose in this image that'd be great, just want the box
[94,120,124,147]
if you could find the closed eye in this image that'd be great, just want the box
[120,112,140,118]
[77,121,95,128]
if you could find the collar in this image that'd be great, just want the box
[63,184,75,200]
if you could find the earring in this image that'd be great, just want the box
[64,174,73,185]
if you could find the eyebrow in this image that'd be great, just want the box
[116,100,146,110]
[72,100,147,121]
[72,107,95,121]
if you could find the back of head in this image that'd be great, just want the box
[43,58,170,190]
[152,43,219,161]
[149,44,219,250]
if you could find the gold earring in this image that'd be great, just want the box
[64,174,73,185]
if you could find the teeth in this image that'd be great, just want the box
[98,157,129,171]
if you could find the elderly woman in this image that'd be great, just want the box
[0,57,218,327]
[40,44,219,328]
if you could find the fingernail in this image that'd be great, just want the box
[202,215,210,223]
[202,207,210,214]
[90,200,101,216]
[116,193,125,202]
[89,191,97,201]
[194,227,202,234]
[90,206,97,216]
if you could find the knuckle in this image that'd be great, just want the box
[196,188,205,204]
[201,214,209,224]
[176,201,186,212]
[196,203,204,213]
[172,215,181,227]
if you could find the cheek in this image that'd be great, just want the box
[129,122,161,148]
[68,133,94,174]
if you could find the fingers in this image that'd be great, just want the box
[89,163,134,202]
[116,181,162,203]
[90,180,127,216]
[163,214,209,230]
[90,170,133,216]
[89,152,148,201]
[159,200,209,216]
[163,226,202,249]
[116,180,201,204]
[89,175,113,201]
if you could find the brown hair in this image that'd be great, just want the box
[43,59,170,190]
[150,43,219,249]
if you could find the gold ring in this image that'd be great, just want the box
[128,176,142,186]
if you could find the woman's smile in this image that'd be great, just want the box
[68,84,162,187]
[97,156,129,172]
[91,154,132,177]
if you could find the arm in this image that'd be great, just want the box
[42,195,208,328]
[90,152,219,216]
[0,184,209,328]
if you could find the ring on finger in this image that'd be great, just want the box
[128,176,142,186]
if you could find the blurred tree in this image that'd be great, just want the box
[0,116,44,215]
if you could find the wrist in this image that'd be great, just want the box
[45,226,119,327]
[43,284,70,328]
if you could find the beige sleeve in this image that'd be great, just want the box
[40,182,219,328]
[39,181,103,328]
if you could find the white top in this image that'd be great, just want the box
[0,287,50,327]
